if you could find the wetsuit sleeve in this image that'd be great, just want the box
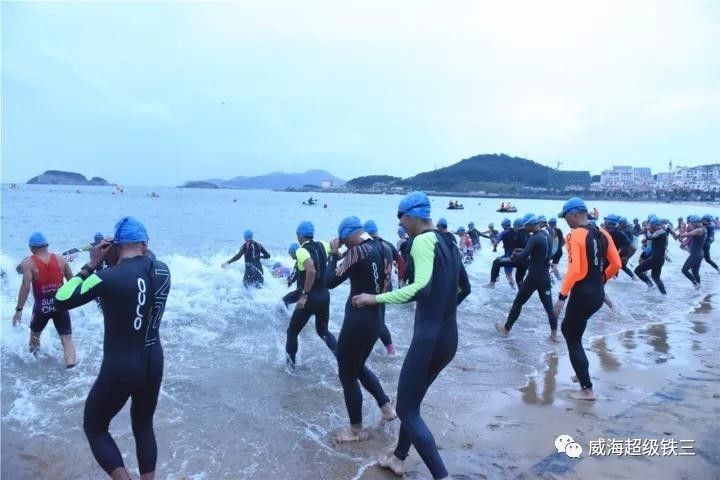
[512,234,536,265]
[457,263,471,305]
[377,233,435,304]
[259,244,271,259]
[55,272,105,309]
[602,229,622,281]
[326,246,361,289]
[559,229,588,299]
[227,247,244,264]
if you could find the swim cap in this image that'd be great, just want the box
[548,217,557,224]
[633,218,639,222]
[536,215,547,224]
[468,222,475,229]
[456,226,466,234]
[94,232,104,242]
[523,215,541,226]
[618,217,628,225]
[113,217,148,244]
[397,227,406,236]
[513,218,523,228]
[288,242,299,254]
[488,222,495,228]
[604,214,620,224]
[243,229,253,241]
[437,217,448,227]
[649,217,663,226]
[296,221,314,238]
[397,191,431,220]
[28,232,48,247]
[702,214,713,222]
[501,218,511,227]
[338,216,363,240]
[522,213,535,224]
[558,197,588,218]
[363,220,378,235]
[273,261,282,269]
[687,215,701,223]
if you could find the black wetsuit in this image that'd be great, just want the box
[703,225,719,271]
[550,226,565,265]
[373,236,397,348]
[504,229,556,331]
[489,228,517,282]
[682,228,706,285]
[377,231,470,479]
[55,255,170,476]
[514,229,529,285]
[228,240,270,287]
[326,240,391,424]
[634,229,668,294]
[609,228,635,279]
[285,240,337,365]
[468,227,481,247]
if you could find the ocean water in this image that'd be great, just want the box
[1,185,719,479]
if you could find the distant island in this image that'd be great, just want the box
[179,181,220,189]
[27,170,111,186]
[181,169,344,190]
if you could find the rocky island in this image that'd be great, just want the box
[27,170,111,186]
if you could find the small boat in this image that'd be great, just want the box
[447,205,465,210]
[497,207,517,213]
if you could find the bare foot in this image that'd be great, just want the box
[332,425,369,444]
[495,323,509,336]
[482,282,495,289]
[549,330,559,343]
[381,403,397,422]
[378,454,405,476]
[570,389,596,401]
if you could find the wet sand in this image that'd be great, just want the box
[360,297,720,480]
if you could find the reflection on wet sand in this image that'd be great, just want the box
[520,353,558,406]
[693,294,714,314]
[621,330,637,351]
[590,337,622,371]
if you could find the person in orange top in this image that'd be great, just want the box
[13,232,77,368]
[553,198,621,401]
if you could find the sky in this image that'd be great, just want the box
[2,1,719,186]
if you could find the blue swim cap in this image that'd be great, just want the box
[522,213,535,224]
[513,218,523,228]
[549,217,557,224]
[633,217,639,222]
[397,227,406,236]
[273,261,282,269]
[288,242,299,254]
[296,221,314,238]
[523,215,540,226]
[604,214,620,224]
[501,218,511,226]
[618,217,628,225]
[456,226,466,234]
[363,220,378,235]
[648,213,656,221]
[94,232,104,242]
[243,229,253,241]
[559,197,588,218]
[468,222,475,228]
[649,217,663,226]
[113,217,148,244]
[536,215,547,224]
[687,215,701,223]
[28,232,48,247]
[437,217,448,227]
[702,214,713,222]
[488,222,495,228]
[397,191,431,220]
[338,216,363,240]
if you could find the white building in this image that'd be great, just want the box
[600,166,654,190]
[654,164,720,192]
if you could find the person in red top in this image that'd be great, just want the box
[553,198,621,401]
[13,232,76,368]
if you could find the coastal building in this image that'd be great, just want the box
[654,164,720,192]
[600,166,654,191]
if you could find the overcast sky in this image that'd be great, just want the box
[3,1,719,186]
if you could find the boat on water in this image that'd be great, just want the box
[447,201,464,210]
[302,197,318,206]
[496,201,517,213]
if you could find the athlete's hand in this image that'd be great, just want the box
[352,293,377,308]
[89,241,113,269]
[12,311,22,326]
[221,262,229,269]
[296,295,307,310]
[553,299,565,318]
[329,238,341,254]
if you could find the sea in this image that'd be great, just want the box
[1,185,719,479]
